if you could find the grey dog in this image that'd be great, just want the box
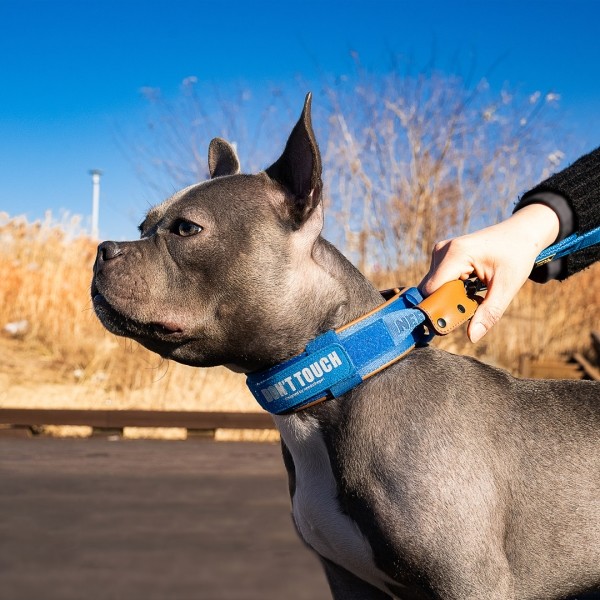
[92,94,600,600]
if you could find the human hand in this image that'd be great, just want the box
[419,204,560,342]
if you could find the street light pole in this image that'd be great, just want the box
[89,169,102,239]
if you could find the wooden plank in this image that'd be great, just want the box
[0,409,275,430]
[520,357,582,380]
[0,425,32,438]
[573,353,600,381]
[528,359,582,370]
[529,365,582,380]
[519,354,532,378]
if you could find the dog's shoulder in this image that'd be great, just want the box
[383,344,516,399]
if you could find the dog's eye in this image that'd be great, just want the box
[175,221,203,237]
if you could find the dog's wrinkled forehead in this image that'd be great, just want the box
[139,173,280,236]
[139,182,201,232]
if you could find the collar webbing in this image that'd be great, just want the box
[246,287,432,415]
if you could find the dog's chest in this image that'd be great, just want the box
[276,415,391,590]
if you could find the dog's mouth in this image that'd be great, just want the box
[92,286,184,342]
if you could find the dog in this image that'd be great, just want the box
[92,94,600,600]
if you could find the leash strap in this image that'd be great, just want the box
[246,283,479,415]
[534,224,600,268]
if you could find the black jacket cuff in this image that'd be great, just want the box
[513,192,574,282]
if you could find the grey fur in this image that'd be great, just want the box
[92,94,600,600]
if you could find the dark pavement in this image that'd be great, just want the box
[0,438,329,600]
[2,438,599,600]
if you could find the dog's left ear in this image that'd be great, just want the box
[208,138,241,178]
[266,92,323,227]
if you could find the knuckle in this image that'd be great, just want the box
[434,236,470,259]
[433,240,449,254]
[447,236,469,253]
[480,304,503,328]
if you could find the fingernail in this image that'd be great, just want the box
[470,322,487,343]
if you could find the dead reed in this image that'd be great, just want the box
[2,72,598,411]
[1,210,597,414]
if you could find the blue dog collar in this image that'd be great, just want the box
[246,287,432,415]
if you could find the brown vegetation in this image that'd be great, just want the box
[1,210,598,413]
[0,212,255,412]
[2,73,598,412]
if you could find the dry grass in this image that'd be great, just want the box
[1,210,597,417]
[0,211,257,412]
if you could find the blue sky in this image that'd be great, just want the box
[1,0,600,240]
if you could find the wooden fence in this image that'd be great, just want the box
[520,331,600,381]
[0,409,275,438]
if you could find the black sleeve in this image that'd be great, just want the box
[515,146,600,281]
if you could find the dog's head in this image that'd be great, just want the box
[92,94,346,371]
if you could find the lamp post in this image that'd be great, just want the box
[89,169,102,239]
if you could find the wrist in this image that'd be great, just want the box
[508,203,560,253]
[515,192,574,242]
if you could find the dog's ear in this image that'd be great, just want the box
[208,138,241,178]
[265,93,323,227]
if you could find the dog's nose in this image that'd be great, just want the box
[97,241,123,262]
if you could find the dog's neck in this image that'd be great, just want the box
[312,237,385,331]
[251,236,388,423]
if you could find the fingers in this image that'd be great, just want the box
[467,292,507,343]
[467,270,528,342]
[420,232,529,343]
[421,204,559,343]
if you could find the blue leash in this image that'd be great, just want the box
[467,224,600,294]
[247,224,600,415]
[534,224,600,268]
